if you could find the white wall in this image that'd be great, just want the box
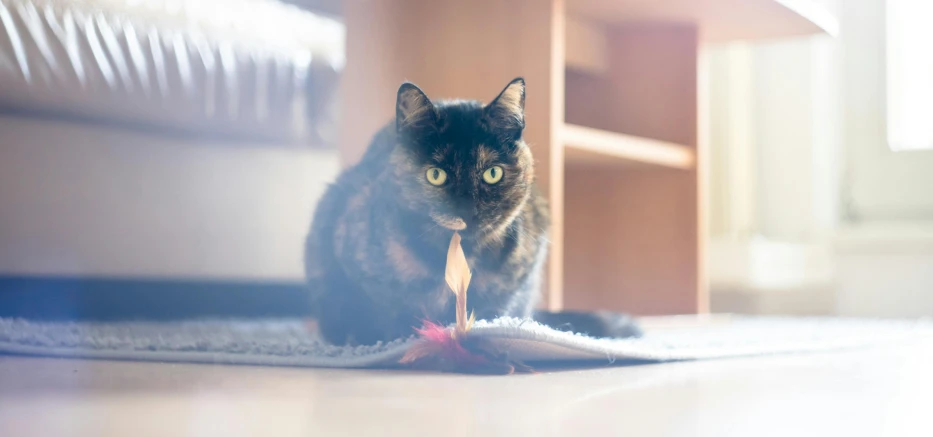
[0,115,341,281]
[705,34,840,315]
[835,225,933,318]
[753,36,839,242]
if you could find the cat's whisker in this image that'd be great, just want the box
[417,223,440,239]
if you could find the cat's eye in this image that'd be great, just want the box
[482,165,504,184]
[426,167,447,186]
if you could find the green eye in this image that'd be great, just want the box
[426,167,447,186]
[483,165,504,184]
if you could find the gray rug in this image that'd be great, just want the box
[1,316,931,369]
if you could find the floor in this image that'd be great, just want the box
[2,342,933,437]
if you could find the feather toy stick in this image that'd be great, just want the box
[399,232,532,374]
[445,231,475,338]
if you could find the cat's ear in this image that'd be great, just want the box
[484,77,525,138]
[396,82,437,133]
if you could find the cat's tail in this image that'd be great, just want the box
[532,310,644,339]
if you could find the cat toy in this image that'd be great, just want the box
[399,232,533,374]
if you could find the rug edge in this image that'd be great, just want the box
[0,340,412,368]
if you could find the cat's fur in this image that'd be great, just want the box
[304,78,641,345]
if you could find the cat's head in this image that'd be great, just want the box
[389,78,535,242]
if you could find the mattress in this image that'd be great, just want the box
[0,0,344,143]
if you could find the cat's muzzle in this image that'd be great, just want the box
[431,213,467,231]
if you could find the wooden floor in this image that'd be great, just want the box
[2,342,933,437]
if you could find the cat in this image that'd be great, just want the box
[304,78,642,345]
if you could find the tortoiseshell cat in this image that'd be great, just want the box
[304,78,642,345]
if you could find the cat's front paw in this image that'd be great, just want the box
[591,311,644,338]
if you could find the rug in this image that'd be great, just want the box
[1,316,931,370]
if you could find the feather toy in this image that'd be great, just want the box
[399,232,533,374]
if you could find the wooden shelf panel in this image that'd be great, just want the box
[562,124,695,169]
[566,0,838,73]
[568,0,838,42]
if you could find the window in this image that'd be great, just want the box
[886,0,933,151]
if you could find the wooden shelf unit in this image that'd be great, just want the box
[340,0,836,315]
